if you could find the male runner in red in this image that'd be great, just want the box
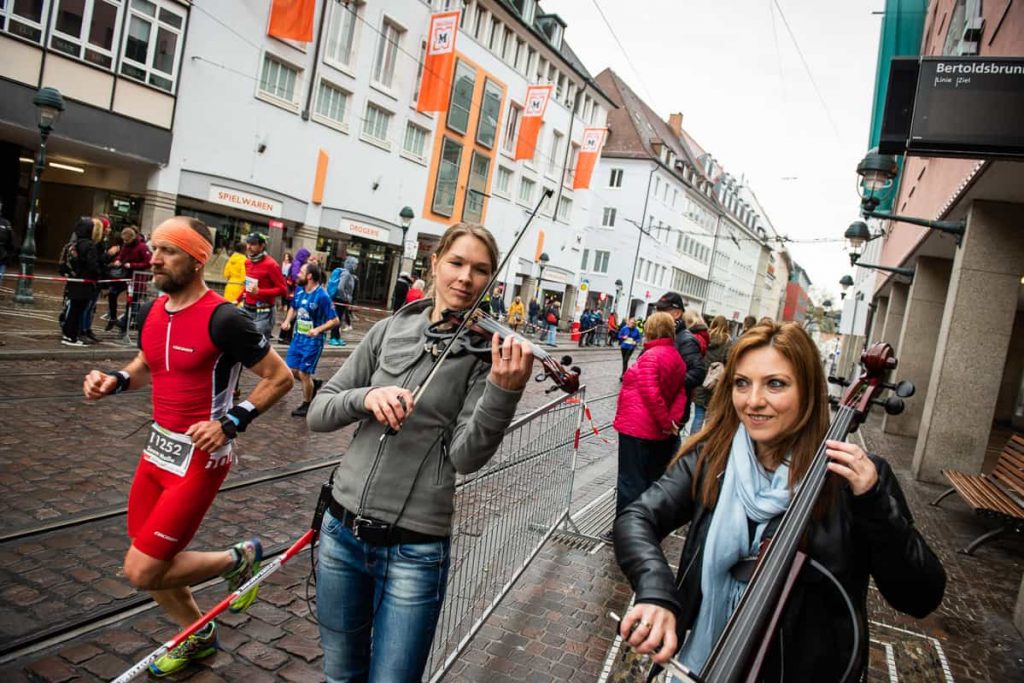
[83,216,292,676]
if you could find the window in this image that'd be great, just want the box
[412,39,426,101]
[402,122,429,161]
[547,130,563,177]
[556,196,571,222]
[518,177,535,204]
[488,16,500,51]
[609,168,623,188]
[502,102,521,154]
[495,166,513,196]
[592,250,610,274]
[314,80,349,128]
[581,249,589,271]
[566,142,579,186]
[601,207,616,227]
[3,0,51,43]
[324,0,358,70]
[50,0,122,69]
[653,176,660,198]
[361,103,392,146]
[433,137,463,216]
[372,18,403,89]
[120,0,184,92]
[447,60,475,134]
[541,186,555,215]
[473,7,486,40]
[476,78,502,148]
[463,151,491,222]
[258,54,301,107]
[501,26,513,61]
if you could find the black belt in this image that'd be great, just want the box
[328,498,447,547]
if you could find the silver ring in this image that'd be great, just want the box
[502,355,511,361]
[639,621,652,629]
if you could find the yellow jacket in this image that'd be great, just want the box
[508,300,526,324]
[223,252,247,303]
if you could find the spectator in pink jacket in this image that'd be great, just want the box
[610,311,688,521]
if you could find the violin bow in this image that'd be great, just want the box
[382,188,554,437]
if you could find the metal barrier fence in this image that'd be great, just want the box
[425,387,586,681]
[122,271,156,344]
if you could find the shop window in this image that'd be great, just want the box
[501,102,521,155]
[2,0,52,44]
[447,60,475,135]
[518,176,535,205]
[314,80,349,130]
[258,53,301,108]
[120,0,185,93]
[372,17,403,89]
[432,137,463,217]
[50,0,122,69]
[463,151,490,222]
[324,0,359,71]
[475,78,502,149]
[361,102,392,148]
[402,122,429,162]
[495,166,513,197]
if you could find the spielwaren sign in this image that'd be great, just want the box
[884,56,1024,159]
[208,185,283,217]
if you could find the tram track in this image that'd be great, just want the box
[0,412,619,664]
[0,391,621,545]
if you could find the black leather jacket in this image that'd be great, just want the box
[614,448,946,682]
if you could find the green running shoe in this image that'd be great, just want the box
[148,623,218,677]
[222,538,263,613]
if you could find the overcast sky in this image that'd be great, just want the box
[544,0,884,302]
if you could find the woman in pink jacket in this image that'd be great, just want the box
[611,311,688,519]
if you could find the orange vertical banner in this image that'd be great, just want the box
[312,149,329,204]
[267,0,316,42]
[533,230,545,262]
[514,85,554,161]
[416,11,460,113]
[572,128,607,190]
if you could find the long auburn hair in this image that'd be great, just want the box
[673,321,833,510]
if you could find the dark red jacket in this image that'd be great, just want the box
[613,337,688,440]
[117,238,151,271]
[243,254,288,306]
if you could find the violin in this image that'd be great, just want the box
[425,306,581,394]
[678,342,916,683]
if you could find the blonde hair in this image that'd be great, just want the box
[90,219,104,243]
[682,309,701,328]
[121,227,137,242]
[644,311,676,341]
[709,315,730,346]
[428,222,499,298]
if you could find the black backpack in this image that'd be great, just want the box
[58,239,80,278]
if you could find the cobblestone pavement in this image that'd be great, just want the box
[2,332,1021,681]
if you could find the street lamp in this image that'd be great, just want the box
[839,274,854,300]
[398,205,414,272]
[14,86,65,304]
[844,220,875,263]
[854,148,965,245]
[536,251,550,307]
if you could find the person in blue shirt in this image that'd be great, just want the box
[280,262,339,417]
[618,317,641,379]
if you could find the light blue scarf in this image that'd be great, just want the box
[678,425,792,673]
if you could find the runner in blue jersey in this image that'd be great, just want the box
[281,262,339,417]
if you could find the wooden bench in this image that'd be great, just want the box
[932,434,1024,555]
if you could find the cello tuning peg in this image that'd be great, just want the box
[828,395,840,408]
[872,396,905,415]
[560,355,573,366]
[894,380,915,398]
[827,375,850,387]
[570,366,582,376]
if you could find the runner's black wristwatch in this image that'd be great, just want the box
[218,415,238,440]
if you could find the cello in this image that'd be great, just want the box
[650,341,916,683]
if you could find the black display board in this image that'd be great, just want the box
[907,57,1024,158]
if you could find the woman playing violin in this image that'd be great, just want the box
[307,222,534,682]
[614,322,945,681]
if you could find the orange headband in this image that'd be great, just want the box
[152,223,213,265]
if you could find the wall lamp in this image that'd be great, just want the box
[855,149,965,246]
[848,253,915,280]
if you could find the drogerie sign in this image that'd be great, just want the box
[208,185,283,217]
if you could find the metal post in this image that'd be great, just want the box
[625,166,657,318]
[14,127,51,304]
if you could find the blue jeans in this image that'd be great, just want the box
[317,510,450,683]
[690,404,706,435]
[546,323,557,346]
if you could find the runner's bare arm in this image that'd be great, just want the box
[316,316,340,335]
[83,351,151,400]
[280,305,296,331]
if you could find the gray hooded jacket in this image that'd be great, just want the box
[307,298,524,536]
